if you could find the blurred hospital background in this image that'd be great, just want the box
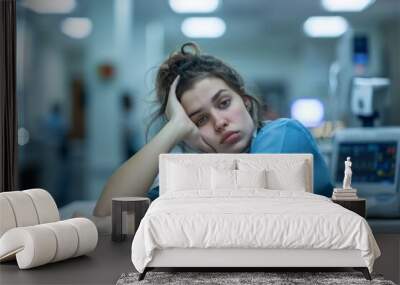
[16,1,400,213]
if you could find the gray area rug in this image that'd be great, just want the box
[116,271,396,285]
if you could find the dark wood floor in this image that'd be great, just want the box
[1,232,397,284]
[0,234,134,285]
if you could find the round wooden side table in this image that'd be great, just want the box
[112,197,150,242]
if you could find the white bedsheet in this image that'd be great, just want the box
[131,190,380,273]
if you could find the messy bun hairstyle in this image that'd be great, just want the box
[145,42,263,143]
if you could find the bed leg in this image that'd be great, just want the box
[354,267,371,280]
[138,268,148,281]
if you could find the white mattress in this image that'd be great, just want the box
[131,190,380,273]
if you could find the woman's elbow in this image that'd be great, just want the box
[93,185,112,217]
[93,201,110,217]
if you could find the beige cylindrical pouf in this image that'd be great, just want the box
[23,189,59,223]
[0,192,39,227]
[0,196,17,237]
[42,221,79,262]
[0,189,59,238]
[0,226,57,269]
[0,218,98,269]
[64,218,98,257]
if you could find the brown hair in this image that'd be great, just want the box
[145,42,263,144]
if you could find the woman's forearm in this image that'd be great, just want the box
[93,120,188,217]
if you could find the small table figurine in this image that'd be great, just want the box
[112,197,150,242]
[343,156,353,190]
[332,157,358,200]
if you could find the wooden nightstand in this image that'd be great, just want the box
[331,198,366,218]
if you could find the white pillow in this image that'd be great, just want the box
[211,168,267,190]
[237,159,309,192]
[211,168,236,190]
[166,159,236,192]
[167,162,210,191]
[265,161,308,191]
[237,169,267,188]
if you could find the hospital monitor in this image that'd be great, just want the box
[331,128,400,217]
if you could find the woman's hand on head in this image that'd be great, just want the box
[165,76,216,153]
[165,76,194,132]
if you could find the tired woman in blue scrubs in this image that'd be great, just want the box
[94,42,332,217]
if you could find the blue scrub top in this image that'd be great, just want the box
[147,118,333,200]
[249,118,333,197]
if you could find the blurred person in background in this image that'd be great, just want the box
[41,103,70,206]
[120,91,139,160]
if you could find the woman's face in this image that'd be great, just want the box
[180,77,255,153]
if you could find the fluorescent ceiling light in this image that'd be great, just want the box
[61,18,92,39]
[303,16,348,38]
[22,0,76,14]
[169,0,220,13]
[182,17,226,38]
[321,0,375,12]
[291,99,324,128]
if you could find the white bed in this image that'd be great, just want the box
[131,154,380,280]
